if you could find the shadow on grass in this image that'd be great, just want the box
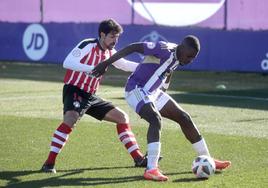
[173,170,223,183]
[0,62,65,83]
[0,167,196,187]
[0,166,141,188]
[169,91,268,111]
[2,62,267,110]
[173,178,207,183]
[111,89,268,111]
[0,62,129,86]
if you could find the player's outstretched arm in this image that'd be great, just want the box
[91,43,144,77]
[63,48,95,73]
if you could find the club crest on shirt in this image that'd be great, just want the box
[72,49,81,57]
[146,42,156,49]
[73,101,80,108]
[139,31,168,60]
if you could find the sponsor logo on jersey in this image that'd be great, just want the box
[72,49,81,57]
[146,42,156,49]
[139,31,167,59]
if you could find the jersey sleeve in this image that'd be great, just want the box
[62,39,95,73]
[113,58,139,72]
[111,49,139,72]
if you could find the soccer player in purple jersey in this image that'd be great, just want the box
[92,35,231,181]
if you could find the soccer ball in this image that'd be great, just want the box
[192,155,216,179]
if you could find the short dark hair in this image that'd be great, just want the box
[98,18,123,38]
[182,35,200,52]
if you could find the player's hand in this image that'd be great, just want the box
[91,61,109,77]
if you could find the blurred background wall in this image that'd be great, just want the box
[0,0,268,72]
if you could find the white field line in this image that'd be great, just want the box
[0,95,60,101]
[178,92,268,101]
[0,91,268,101]
[0,91,267,139]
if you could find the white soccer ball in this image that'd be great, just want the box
[192,155,216,179]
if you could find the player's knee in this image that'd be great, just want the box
[64,111,79,128]
[121,111,129,123]
[116,109,129,124]
[113,107,129,123]
[140,107,162,129]
[179,111,192,124]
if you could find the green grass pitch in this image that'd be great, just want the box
[0,62,268,188]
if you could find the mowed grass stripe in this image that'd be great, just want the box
[0,77,267,139]
[0,62,268,187]
[0,115,268,188]
[1,90,268,101]
[0,89,267,139]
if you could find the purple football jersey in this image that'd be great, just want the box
[125,41,179,93]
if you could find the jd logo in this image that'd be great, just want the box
[23,24,49,61]
[261,53,268,71]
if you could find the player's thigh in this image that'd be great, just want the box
[139,103,161,124]
[159,94,186,122]
[63,84,91,125]
[154,90,171,111]
[126,88,161,122]
[125,87,153,114]
[103,107,129,124]
[85,95,116,122]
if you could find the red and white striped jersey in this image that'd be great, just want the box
[63,38,139,94]
[63,38,114,94]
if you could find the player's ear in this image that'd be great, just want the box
[100,32,106,39]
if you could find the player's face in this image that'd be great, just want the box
[101,31,120,50]
[177,46,198,66]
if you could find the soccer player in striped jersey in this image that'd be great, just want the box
[92,35,231,181]
[41,19,147,173]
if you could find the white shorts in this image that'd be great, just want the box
[125,87,171,113]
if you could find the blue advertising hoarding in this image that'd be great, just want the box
[0,22,268,73]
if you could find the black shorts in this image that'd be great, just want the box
[63,84,115,120]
